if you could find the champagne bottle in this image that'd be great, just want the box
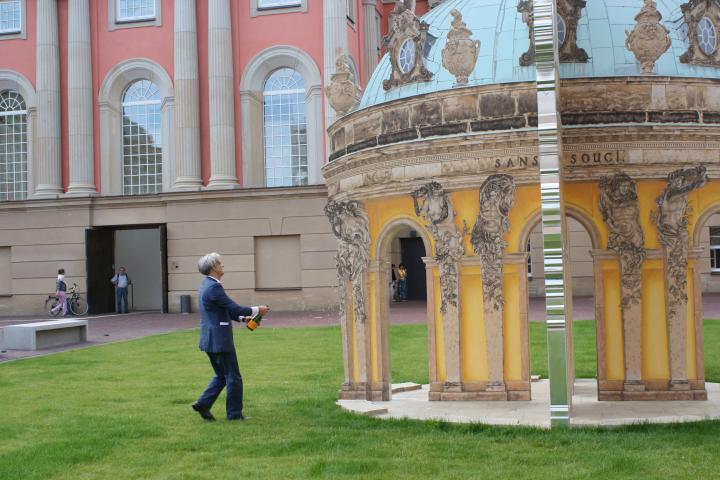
[246,312,263,331]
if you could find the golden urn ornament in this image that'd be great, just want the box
[626,0,671,74]
[325,54,362,116]
[442,9,480,85]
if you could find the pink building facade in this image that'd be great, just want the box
[0,0,435,315]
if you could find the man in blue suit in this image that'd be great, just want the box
[192,252,269,421]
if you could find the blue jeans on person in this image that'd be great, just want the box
[116,286,129,313]
[398,279,407,300]
[196,351,244,420]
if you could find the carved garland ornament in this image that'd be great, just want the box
[651,166,708,317]
[441,9,480,85]
[383,0,434,91]
[325,54,362,116]
[325,200,371,323]
[518,0,589,66]
[411,182,466,314]
[626,0,672,74]
[471,174,516,311]
[599,172,646,308]
[680,0,720,67]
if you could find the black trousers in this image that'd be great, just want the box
[196,351,244,419]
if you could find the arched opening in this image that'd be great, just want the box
[689,203,720,386]
[375,219,433,398]
[0,89,28,200]
[520,209,601,398]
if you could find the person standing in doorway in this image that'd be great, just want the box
[192,252,269,421]
[111,267,131,314]
[397,263,408,301]
[52,268,68,316]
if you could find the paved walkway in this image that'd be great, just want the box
[338,380,720,428]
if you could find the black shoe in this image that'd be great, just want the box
[192,403,216,421]
[228,415,250,421]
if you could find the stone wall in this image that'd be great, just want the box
[0,187,337,315]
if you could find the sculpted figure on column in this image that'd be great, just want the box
[412,181,466,313]
[325,200,371,324]
[472,174,516,311]
[599,172,645,307]
[653,166,707,315]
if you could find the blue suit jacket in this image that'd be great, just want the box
[198,277,253,353]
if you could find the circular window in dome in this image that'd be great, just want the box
[698,16,717,55]
[398,39,416,74]
[557,14,567,47]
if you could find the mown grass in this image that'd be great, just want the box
[0,321,719,479]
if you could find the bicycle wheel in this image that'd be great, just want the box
[45,296,61,317]
[69,296,89,316]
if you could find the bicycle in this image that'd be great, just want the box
[45,283,89,317]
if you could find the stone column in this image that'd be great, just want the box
[173,0,203,190]
[66,0,96,195]
[34,0,63,197]
[207,0,239,189]
[323,0,349,131]
[362,0,379,84]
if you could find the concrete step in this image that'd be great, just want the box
[392,382,422,394]
[337,400,388,416]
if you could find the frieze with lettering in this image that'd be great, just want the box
[566,150,626,165]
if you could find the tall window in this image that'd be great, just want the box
[711,227,720,273]
[263,68,308,187]
[117,0,155,22]
[122,80,162,195]
[0,90,27,201]
[0,0,20,34]
[346,0,356,23]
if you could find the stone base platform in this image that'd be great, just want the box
[337,379,720,428]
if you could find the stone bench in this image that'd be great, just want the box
[1,319,88,350]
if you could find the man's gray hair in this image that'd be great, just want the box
[198,252,222,276]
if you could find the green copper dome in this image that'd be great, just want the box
[360,0,720,108]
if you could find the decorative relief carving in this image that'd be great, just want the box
[383,0,434,91]
[325,54,362,116]
[518,0,589,66]
[412,182,467,314]
[442,9,480,85]
[680,0,720,67]
[652,166,707,316]
[325,200,371,323]
[599,173,645,308]
[471,174,516,311]
[626,0,671,74]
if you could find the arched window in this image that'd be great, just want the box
[263,68,308,187]
[0,90,27,200]
[121,80,162,195]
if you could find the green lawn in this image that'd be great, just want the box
[1,321,719,479]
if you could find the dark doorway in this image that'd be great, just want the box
[400,237,426,301]
[86,229,115,314]
[86,225,168,315]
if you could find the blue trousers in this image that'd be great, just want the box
[196,351,244,419]
[398,279,407,300]
[116,287,129,313]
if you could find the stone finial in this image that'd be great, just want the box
[626,0,671,74]
[442,9,480,85]
[325,54,362,116]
